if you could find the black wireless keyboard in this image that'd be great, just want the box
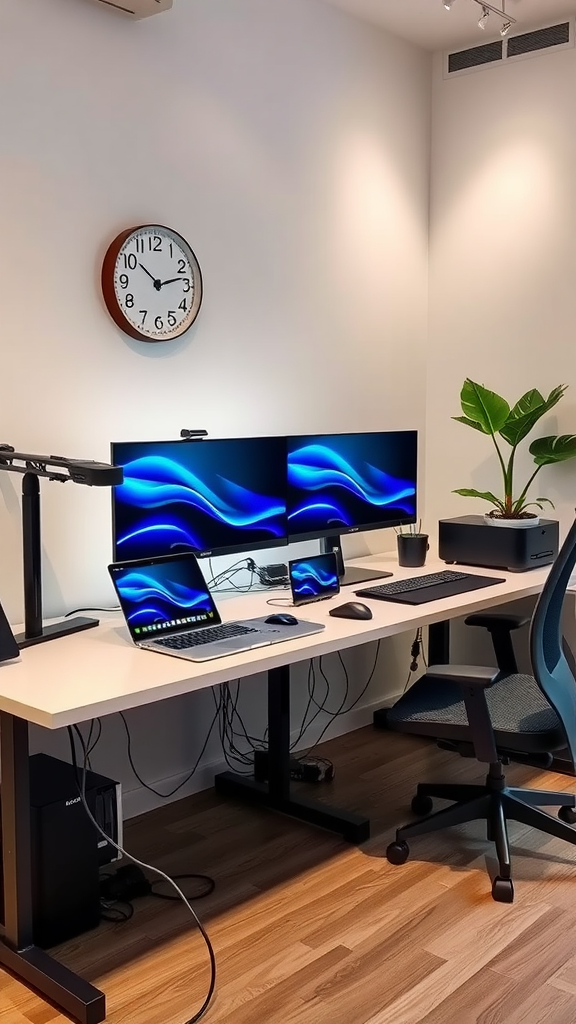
[153,622,257,650]
[355,569,505,605]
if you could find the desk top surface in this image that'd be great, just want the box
[0,556,551,729]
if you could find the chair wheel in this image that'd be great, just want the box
[492,876,514,903]
[558,806,576,824]
[411,793,434,816]
[386,840,409,865]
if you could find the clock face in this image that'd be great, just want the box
[101,225,203,342]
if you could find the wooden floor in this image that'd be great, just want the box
[3,726,576,1024]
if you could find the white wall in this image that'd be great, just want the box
[427,42,576,537]
[0,0,431,813]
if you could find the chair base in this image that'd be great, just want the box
[387,770,576,902]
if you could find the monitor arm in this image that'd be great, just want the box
[0,445,123,648]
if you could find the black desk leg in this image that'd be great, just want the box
[0,712,106,1024]
[215,665,370,844]
[373,620,451,728]
[427,620,450,666]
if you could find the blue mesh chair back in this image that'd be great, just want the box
[530,516,576,767]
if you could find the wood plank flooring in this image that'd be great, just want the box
[2,726,576,1024]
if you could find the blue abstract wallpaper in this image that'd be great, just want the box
[110,557,216,636]
[112,437,287,559]
[286,432,417,540]
[290,554,339,603]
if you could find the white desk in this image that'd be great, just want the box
[0,556,553,1024]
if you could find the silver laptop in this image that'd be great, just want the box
[108,551,325,662]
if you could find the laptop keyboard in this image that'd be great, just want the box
[357,570,469,598]
[153,622,258,650]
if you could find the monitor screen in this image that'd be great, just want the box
[289,552,340,606]
[108,553,220,641]
[111,437,287,561]
[286,431,417,542]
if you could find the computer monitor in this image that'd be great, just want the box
[286,430,418,586]
[111,437,287,561]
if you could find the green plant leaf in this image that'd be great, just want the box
[529,434,576,466]
[499,385,567,447]
[452,415,487,434]
[453,488,505,511]
[459,379,510,436]
[520,499,556,512]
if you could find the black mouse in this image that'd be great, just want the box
[329,601,373,621]
[265,613,299,626]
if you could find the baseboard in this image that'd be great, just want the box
[121,693,397,820]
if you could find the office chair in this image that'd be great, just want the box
[385,517,576,902]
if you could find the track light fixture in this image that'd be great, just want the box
[442,0,517,36]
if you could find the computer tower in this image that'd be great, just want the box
[0,753,122,948]
[439,516,559,572]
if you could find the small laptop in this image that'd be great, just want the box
[289,552,340,607]
[108,552,325,662]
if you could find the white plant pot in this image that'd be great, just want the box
[483,514,540,529]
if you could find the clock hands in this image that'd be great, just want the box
[139,264,186,291]
[159,277,187,287]
[139,262,162,291]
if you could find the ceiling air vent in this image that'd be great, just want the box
[88,0,172,18]
[448,40,503,74]
[507,22,570,58]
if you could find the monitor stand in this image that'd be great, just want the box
[322,536,393,588]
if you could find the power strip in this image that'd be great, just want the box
[253,749,334,783]
[257,563,289,587]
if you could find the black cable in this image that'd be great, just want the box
[150,874,215,901]
[119,704,220,799]
[295,641,383,760]
[64,606,119,617]
[67,726,216,1024]
[214,687,254,774]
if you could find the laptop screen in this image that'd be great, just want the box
[289,552,340,606]
[108,552,221,642]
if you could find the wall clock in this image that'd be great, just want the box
[101,224,203,343]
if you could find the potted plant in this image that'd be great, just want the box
[453,379,576,527]
[396,521,429,566]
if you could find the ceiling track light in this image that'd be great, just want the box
[443,0,456,9]
[470,0,517,34]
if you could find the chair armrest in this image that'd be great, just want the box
[425,664,501,689]
[464,613,530,631]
